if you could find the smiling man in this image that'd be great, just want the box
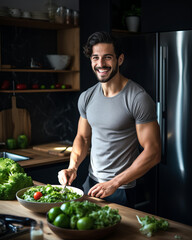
[58,31,161,208]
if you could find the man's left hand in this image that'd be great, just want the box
[88,180,118,198]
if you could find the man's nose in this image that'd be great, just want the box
[97,57,105,67]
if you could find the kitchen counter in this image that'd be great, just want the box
[0,181,191,240]
[3,144,89,187]
[2,147,70,168]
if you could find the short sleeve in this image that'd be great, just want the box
[78,92,87,119]
[132,91,157,124]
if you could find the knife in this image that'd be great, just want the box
[48,146,68,156]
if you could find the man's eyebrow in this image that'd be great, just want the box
[91,54,114,57]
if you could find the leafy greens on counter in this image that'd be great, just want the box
[0,158,33,200]
[136,215,169,237]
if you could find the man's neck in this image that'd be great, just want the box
[101,75,129,97]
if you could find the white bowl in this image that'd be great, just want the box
[16,185,84,213]
[46,55,71,70]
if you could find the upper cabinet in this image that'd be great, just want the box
[141,1,192,32]
[0,17,80,93]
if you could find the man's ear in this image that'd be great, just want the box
[118,53,124,66]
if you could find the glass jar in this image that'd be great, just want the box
[46,0,57,22]
[73,10,79,26]
[55,6,66,24]
[65,8,72,25]
[30,221,44,240]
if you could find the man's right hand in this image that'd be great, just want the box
[58,168,77,186]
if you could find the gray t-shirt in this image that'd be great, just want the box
[78,80,157,189]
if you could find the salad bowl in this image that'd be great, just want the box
[47,220,121,240]
[46,200,121,240]
[16,185,84,213]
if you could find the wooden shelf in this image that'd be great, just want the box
[0,16,76,30]
[0,89,79,93]
[0,68,79,73]
[112,29,141,35]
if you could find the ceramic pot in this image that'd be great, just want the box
[126,16,140,32]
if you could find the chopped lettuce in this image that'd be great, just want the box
[136,215,169,237]
[21,184,81,203]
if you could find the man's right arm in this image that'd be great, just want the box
[58,116,91,186]
[69,116,91,170]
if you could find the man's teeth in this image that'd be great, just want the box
[98,69,108,73]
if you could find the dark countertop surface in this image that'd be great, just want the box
[1,147,70,168]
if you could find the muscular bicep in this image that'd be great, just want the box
[136,121,161,157]
[76,116,92,143]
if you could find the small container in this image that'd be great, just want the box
[22,11,31,18]
[73,10,79,26]
[46,0,57,22]
[9,8,21,18]
[30,221,44,240]
[65,8,72,25]
[55,6,66,24]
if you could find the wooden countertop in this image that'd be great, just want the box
[3,147,70,168]
[0,181,191,240]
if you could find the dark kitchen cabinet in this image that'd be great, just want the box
[141,0,192,32]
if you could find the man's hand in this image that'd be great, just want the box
[88,180,118,198]
[58,168,77,186]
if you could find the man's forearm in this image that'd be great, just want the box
[112,144,161,188]
[68,135,90,170]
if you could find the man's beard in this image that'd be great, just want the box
[94,63,119,83]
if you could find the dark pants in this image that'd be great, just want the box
[83,176,136,208]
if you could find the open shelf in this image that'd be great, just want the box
[0,17,80,93]
[0,16,75,30]
[0,68,79,73]
[0,89,79,93]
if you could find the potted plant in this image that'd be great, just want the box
[123,5,141,32]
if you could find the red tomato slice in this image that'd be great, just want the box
[34,191,43,200]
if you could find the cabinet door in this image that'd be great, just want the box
[141,0,192,32]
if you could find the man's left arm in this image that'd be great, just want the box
[116,120,161,185]
[88,120,161,198]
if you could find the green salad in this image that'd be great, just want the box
[21,184,82,203]
[48,200,121,230]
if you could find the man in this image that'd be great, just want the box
[58,31,161,208]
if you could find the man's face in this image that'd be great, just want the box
[90,43,120,83]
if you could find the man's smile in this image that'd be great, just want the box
[95,67,111,75]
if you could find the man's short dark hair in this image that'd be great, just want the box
[83,31,122,59]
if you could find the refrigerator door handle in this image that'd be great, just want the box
[158,45,167,159]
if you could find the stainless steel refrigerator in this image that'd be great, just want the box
[157,30,192,226]
[117,30,192,225]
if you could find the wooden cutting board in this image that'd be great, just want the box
[33,142,72,156]
[11,96,31,142]
[0,96,31,143]
[0,108,13,141]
